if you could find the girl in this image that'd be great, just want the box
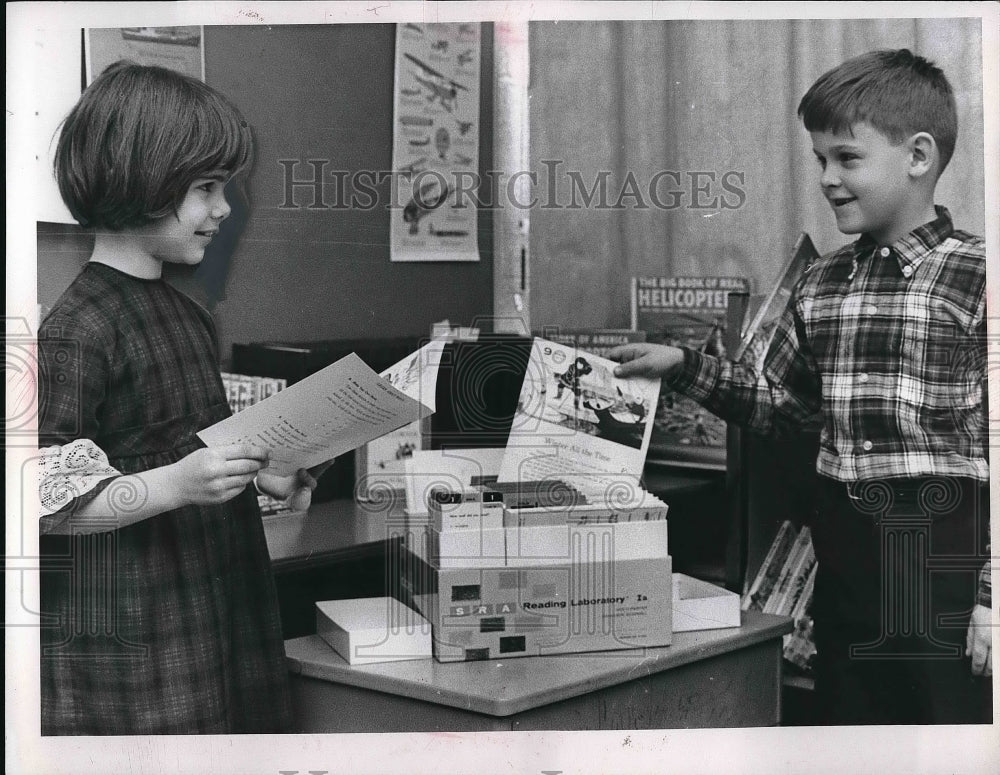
[38,61,319,734]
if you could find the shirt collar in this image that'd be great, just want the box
[855,205,953,275]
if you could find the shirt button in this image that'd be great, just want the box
[879,247,891,257]
[902,265,913,277]
[866,305,877,315]
[862,440,874,451]
[859,373,869,383]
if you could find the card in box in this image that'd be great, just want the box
[671,573,741,632]
[428,496,505,532]
[505,518,668,566]
[406,516,669,569]
[507,493,668,528]
[406,524,507,568]
[316,597,432,665]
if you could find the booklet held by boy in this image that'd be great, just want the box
[497,337,661,493]
[198,340,445,476]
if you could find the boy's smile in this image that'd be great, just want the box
[810,122,936,246]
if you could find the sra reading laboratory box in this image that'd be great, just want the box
[401,520,672,662]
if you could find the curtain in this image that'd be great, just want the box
[528,18,985,329]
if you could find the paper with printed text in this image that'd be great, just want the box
[198,352,435,476]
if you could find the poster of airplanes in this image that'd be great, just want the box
[390,22,481,262]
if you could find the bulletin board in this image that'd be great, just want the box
[37,24,498,362]
[201,24,496,357]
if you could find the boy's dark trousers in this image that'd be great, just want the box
[810,476,992,725]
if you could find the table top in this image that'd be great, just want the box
[285,610,792,717]
[264,497,400,569]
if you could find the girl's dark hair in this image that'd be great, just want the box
[798,49,958,174]
[54,60,253,230]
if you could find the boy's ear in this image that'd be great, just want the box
[907,132,938,179]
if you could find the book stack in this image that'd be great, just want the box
[401,479,674,662]
[742,520,817,672]
[219,371,292,517]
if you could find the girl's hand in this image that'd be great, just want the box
[256,464,326,512]
[170,444,269,506]
[606,343,685,379]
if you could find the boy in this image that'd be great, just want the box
[610,49,992,725]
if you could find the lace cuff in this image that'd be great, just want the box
[39,440,121,520]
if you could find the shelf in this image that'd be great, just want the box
[782,673,815,692]
[643,463,723,493]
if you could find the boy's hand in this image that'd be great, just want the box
[171,444,269,506]
[965,604,993,677]
[607,343,685,379]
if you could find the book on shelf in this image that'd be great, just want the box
[783,562,818,670]
[767,528,815,616]
[742,519,796,611]
[783,614,817,673]
[220,371,287,413]
[781,540,817,617]
[220,371,294,516]
[630,275,749,469]
[764,526,813,615]
[742,520,819,673]
[789,562,817,624]
[734,233,819,371]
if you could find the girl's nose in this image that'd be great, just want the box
[212,192,231,222]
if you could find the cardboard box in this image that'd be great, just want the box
[671,573,741,632]
[316,597,432,665]
[401,521,672,662]
[407,518,669,570]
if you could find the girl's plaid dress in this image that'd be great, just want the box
[38,262,292,734]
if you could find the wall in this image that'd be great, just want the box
[37,24,495,366]
[528,18,986,329]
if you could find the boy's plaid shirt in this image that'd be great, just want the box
[673,207,990,607]
[674,206,987,484]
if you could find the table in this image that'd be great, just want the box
[264,498,398,571]
[285,610,792,731]
[263,499,406,638]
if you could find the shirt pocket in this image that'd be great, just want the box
[899,300,971,375]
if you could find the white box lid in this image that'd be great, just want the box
[316,597,429,633]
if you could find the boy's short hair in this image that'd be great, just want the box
[798,48,958,174]
[55,61,253,230]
